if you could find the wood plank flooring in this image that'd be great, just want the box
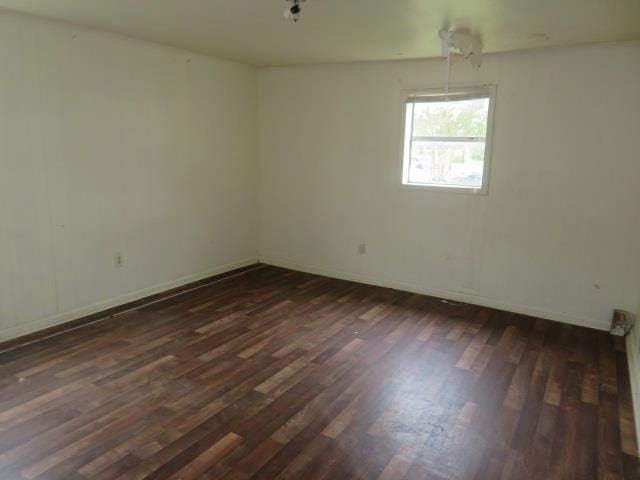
[0,264,638,479]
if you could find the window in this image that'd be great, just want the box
[401,86,495,193]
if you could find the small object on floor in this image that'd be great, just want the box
[441,299,463,307]
[610,309,634,336]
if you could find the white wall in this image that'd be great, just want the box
[627,312,640,449]
[1,11,637,342]
[258,42,640,330]
[0,13,259,341]
[627,261,640,447]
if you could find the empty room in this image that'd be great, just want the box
[0,0,639,479]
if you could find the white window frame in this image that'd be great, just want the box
[400,84,496,194]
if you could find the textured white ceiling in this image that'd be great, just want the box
[0,0,638,66]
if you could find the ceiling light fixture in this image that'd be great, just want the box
[284,0,306,22]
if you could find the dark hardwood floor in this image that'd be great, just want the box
[0,265,638,479]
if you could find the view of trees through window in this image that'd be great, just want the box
[404,96,490,189]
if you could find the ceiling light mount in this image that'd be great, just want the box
[438,29,484,97]
[439,29,483,68]
[284,0,306,22]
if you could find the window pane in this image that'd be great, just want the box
[411,98,489,138]
[408,141,485,187]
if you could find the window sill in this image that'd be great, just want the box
[399,183,488,195]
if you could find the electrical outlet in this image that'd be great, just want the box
[115,253,123,268]
[357,243,366,255]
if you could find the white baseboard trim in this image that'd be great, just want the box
[627,324,640,453]
[259,254,607,331]
[0,256,258,343]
